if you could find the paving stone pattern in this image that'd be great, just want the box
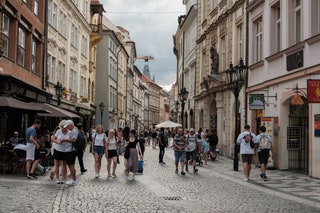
[1,145,320,213]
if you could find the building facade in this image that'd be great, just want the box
[246,0,320,178]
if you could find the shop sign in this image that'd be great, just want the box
[249,94,265,110]
[307,79,320,103]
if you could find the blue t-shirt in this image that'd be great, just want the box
[173,134,186,151]
[254,133,272,152]
[25,127,37,144]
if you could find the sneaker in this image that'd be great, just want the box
[60,179,66,184]
[66,179,78,186]
[81,169,87,174]
[243,178,249,182]
[260,173,264,178]
[29,173,38,180]
[181,171,186,175]
[112,173,117,177]
[95,173,100,178]
[193,168,198,174]
[108,174,112,178]
[27,174,36,180]
[56,179,61,184]
[175,169,178,174]
[263,175,268,181]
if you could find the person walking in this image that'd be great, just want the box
[158,128,166,164]
[151,130,157,149]
[105,129,119,177]
[63,120,79,186]
[173,128,188,175]
[124,130,142,180]
[75,123,87,174]
[25,120,42,180]
[236,125,256,182]
[185,128,200,174]
[51,120,70,184]
[138,132,146,161]
[92,125,107,178]
[254,126,273,181]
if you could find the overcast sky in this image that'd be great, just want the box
[101,0,185,91]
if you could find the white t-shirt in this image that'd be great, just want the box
[65,127,79,152]
[186,134,197,152]
[54,129,71,152]
[107,137,117,150]
[93,133,106,147]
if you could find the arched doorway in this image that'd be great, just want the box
[287,96,308,174]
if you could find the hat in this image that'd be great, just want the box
[63,120,74,128]
[190,128,195,132]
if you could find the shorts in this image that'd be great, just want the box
[26,143,36,161]
[186,150,197,161]
[241,154,253,164]
[65,151,77,165]
[94,146,105,156]
[53,149,66,161]
[174,150,186,163]
[107,149,118,158]
[258,149,270,165]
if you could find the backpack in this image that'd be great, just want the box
[259,135,271,150]
[74,131,86,151]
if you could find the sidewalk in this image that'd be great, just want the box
[189,152,320,204]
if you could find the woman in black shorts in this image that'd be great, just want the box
[105,129,119,177]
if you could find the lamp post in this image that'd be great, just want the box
[98,102,105,125]
[54,81,63,106]
[225,58,248,171]
[178,87,189,129]
[175,100,179,122]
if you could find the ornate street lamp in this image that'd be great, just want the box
[178,87,189,129]
[175,100,179,122]
[225,58,248,171]
[54,81,63,106]
[98,102,105,125]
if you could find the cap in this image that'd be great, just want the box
[190,128,195,132]
[59,120,67,129]
[63,120,74,128]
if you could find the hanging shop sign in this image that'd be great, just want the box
[249,94,265,110]
[307,79,320,103]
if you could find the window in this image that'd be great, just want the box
[81,36,87,57]
[57,61,65,86]
[237,25,243,60]
[32,40,37,73]
[52,3,57,28]
[47,54,56,83]
[275,6,281,52]
[71,24,78,47]
[2,14,9,57]
[59,11,67,37]
[17,27,26,66]
[109,57,117,80]
[255,19,263,62]
[110,86,117,109]
[34,0,39,15]
[294,0,301,43]
[70,69,77,92]
[80,76,86,96]
[221,36,226,71]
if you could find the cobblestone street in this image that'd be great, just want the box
[1,145,320,213]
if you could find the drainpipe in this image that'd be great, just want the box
[42,0,49,93]
[244,0,249,125]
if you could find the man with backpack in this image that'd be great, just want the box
[254,126,273,181]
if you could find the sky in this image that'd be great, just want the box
[101,0,185,91]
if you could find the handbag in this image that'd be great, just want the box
[124,146,130,159]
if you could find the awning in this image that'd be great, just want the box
[37,103,80,118]
[0,96,48,112]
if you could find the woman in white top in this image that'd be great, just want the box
[105,129,119,177]
[91,125,107,178]
[51,120,71,184]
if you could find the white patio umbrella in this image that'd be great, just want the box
[155,120,182,128]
